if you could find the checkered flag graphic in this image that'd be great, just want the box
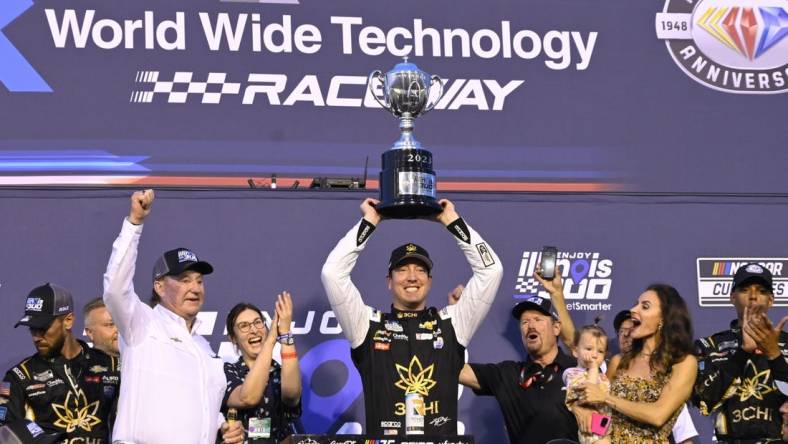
[130,71,241,104]
[515,276,539,294]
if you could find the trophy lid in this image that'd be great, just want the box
[391,57,425,75]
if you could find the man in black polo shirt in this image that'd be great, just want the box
[460,296,578,444]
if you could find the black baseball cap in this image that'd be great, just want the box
[613,310,631,332]
[14,283,73,330]
[511,296,558,320]
[388,243,433,273]
[0,420,63,444]
[152,248,214,281]
[732,263,773,294]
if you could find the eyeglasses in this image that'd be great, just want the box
[519,363,560,390]
[235,318,265,333]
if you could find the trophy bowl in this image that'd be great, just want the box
[368,59,444,219]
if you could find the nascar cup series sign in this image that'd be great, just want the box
[656,0,788,94]
[696,258,788,306]
[514,250,614,311]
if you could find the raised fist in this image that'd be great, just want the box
[360,198,382,226]
[128,189,154,225]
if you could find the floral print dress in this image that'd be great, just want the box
[609,373,680,443]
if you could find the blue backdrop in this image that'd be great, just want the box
[0,189,787,442]
[1,0,787,441]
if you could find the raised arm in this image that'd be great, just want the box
[534,266,575,348]
[102,190,154,346]
[275,292,302,407]
[437,199,504,347]
[582,354,699,427]
[225,293,302,409]
[692,332,750,415]
[693,309,787,415]
[226,312,279,409]
[320,198,380,348]
[744,309,788,379]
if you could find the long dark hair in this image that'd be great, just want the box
[225,302,265,342]
[619,284,694,376]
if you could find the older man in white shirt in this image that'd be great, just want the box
[103,189,243,444]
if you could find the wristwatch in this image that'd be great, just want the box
[277,333,295,346]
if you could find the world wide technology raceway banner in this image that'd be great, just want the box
[0,0,786,192]
[0,189,787,442]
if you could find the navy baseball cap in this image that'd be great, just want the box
[152,248,214,281]
[512,296,558,320]
[732,263,773,294]
[15,283,73,330]
[388,243,433,273]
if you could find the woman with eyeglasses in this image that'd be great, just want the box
[221,292,302,443]
[576,284,697,443]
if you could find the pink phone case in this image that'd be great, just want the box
[590,412,611,435]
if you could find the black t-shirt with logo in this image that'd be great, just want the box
[469,349,578,444]
[0,340,120,444]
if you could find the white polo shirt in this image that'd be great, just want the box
[103,219,226,444]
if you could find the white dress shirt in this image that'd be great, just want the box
[103,219,226,444]
[672,404,699,443]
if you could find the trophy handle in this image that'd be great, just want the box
[368,70,392,113]
[421,75,445,116]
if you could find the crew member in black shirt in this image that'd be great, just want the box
[0,283,120,444]
[460,296,578,444]
[693,263,788,442]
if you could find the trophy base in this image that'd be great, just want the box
[378,148,441,219]
[376,197,443,219]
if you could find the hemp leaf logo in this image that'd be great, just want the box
[51,388,101,432]
[737,361,775,402]
[395,356,437,396]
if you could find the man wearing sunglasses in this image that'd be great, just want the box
[459,296,578,444]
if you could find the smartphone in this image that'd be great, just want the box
[590,412,611,436]
[539,246,558,280]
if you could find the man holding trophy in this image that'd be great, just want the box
[320,60,504,437]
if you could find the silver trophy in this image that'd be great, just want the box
[368,58,445,218]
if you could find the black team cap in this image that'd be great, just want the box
[152,248,214,281]
[388,243,433,273]
[732,263,773,294]
[511,296,558,320]
[15,283,73,330]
